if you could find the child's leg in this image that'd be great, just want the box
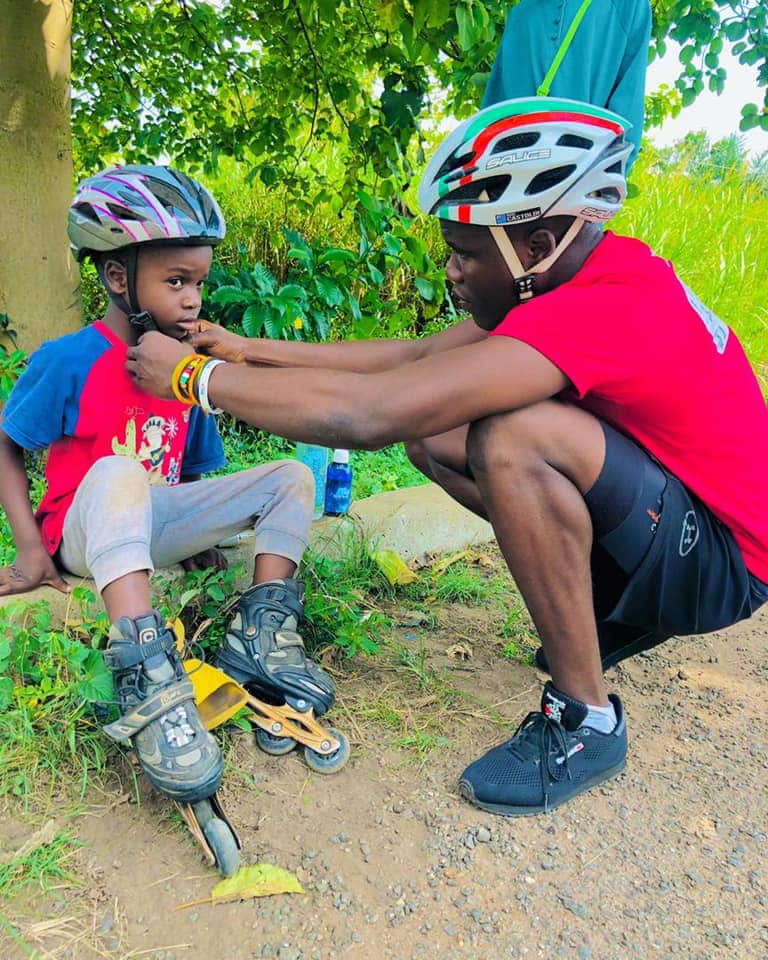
[146,460,335,716]
[59,456,221,802]
[146,459,314,584]
[59,456,156,620]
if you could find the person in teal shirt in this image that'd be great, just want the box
[483,0,651,171]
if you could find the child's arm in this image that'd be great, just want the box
[0,428,70,596]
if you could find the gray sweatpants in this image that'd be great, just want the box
[59,455,314,592]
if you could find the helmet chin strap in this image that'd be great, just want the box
[490,219,584,302]
[96,248,158,333]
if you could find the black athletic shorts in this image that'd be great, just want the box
[585,422,768,641]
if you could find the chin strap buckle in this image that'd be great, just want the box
[515,275,536,302]
[129,311,158,333]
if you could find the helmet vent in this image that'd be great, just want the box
[445,175,510,203]
[526,165,576,195]
[605,161,624,175]
[491,132,540,154]
[557,134,593,150]
[435,149,475,179]
[107,202,145,221]
[146,180,197,220]
[73,201,100,223]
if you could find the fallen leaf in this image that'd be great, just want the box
[372,549,418,586]
[176,864,304,909]
[430,550,470,575]
[446,642,473,661]
[211,864,304,903]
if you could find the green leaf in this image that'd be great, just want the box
[209,863,304,903]
[76,650,115,703]
[414,277,435,301]
[0,676,13,711]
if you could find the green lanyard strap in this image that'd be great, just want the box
[536,0,595,97]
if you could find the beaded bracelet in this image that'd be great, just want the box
[171,354,209,405]
[196,358,226,415]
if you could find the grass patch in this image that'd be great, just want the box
[0,829,80,901]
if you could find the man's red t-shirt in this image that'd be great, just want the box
[490,231,768,582]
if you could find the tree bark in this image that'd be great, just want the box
[0,0,80,353]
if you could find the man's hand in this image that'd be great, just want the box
[0,546,71,597]
[180,320,249,364]
[126,332,192,399]
[180,547,229,573]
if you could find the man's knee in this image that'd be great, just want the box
[467,404,553,475]
[404,439,430,474]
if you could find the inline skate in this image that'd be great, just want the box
[102,612,240,876]
[212,579,349,773]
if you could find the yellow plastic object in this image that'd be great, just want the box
[184,657,250,730]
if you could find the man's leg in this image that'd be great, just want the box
[467,401,608,704]
[405,427,487,519]
[458,401,628,816]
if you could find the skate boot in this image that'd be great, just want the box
[102,612,240,876]
[213,580,349,772]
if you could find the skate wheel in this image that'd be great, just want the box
[303,728,350,774]
[255,726,296,756]
[203,817,240,877]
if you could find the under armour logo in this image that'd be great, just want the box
[679,510,699,557]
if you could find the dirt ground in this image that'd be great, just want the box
[3,549,768,960]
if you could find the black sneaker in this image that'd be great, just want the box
[533,622,671,673]
[458,682,627,816]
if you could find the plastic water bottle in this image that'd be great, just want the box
[324,449,353,516]
[295,443,329,520]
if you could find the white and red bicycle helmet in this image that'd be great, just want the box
[418,97,632,299]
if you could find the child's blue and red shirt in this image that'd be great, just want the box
[1,321,225,555]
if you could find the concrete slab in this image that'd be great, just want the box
[0,482,495,623]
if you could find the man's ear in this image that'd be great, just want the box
[102,258,128,295]
[525,228,558,269]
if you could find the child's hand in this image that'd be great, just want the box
[126,332,191,399]
[181,321,248,364]
[0,547,70,596]
[180,548,229,573]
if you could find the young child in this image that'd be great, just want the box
[0,165,335,809]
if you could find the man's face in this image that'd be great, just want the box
[135,245,213,340]
[440,220,517,331]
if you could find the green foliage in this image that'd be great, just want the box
[650,0,768,131]
[0,830,80,900]
[0,314,26,403]
[71,2,767,211]
[0,601,111,798]
[204,190,448,342]
[300,531,392,658]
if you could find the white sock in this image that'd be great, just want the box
[582,702,617,734]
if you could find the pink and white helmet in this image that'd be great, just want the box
[418,97,632,227]
[68,164,225,262]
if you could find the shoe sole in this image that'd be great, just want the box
[458,759,627,816]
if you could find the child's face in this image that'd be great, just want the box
[135,245,213,339]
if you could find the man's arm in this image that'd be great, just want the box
[186,317,486,373]
[0,428,69,595]
[127,332,568,450]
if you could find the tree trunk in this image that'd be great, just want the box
[0,0,80,353]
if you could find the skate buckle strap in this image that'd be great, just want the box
[103,632,176,672]
[273,629,306,651]
[102,675,197,743]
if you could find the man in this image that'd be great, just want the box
[126,98,768,817]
